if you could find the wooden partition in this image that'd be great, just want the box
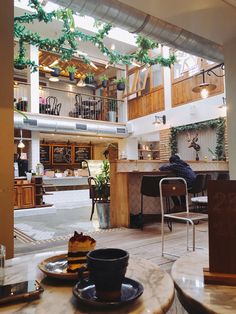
[172,67,224,107]
[128,88,164,120]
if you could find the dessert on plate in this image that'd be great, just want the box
[67,231,96,273]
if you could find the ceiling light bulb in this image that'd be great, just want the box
[200,88,209,99]
[18,141,25,148]
[49,77,59,82]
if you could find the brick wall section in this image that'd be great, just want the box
[159,128,171,161]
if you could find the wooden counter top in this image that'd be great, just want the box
[111,160,228,173]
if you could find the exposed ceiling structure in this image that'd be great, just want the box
[51,0,236,62]
[38,50,105,79]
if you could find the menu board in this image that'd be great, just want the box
[40,145,51,164]
[52,145,72,164]
[74,146,91,163]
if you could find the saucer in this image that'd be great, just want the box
[38,254,88,280]
[73,277,144,308]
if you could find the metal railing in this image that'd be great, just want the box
[14,82,124,123]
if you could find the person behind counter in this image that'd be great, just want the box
[159,154,196,208]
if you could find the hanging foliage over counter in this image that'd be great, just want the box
[169,117,226,160]
[14,0,176,71]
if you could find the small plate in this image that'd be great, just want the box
[38,254,87,280]
[73,277,144,308]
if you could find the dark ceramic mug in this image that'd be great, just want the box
[87,248,129,301]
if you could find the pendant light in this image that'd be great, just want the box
[192,70,216,99]
[18,129,25,149]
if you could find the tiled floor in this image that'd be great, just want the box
[14,190,99,241]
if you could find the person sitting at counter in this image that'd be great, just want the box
[159,154,196,208]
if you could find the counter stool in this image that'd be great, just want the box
[140,175,162,229]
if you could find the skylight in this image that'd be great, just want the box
[14,0,137,46]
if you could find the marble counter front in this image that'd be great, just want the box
[0,250,174,314]
[171,251,236,314]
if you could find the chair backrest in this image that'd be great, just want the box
[216,172,230,180]
[203,173,212,192]
[159,177,189,216]
[140,175,162,197]
[189,174,205,194]
[88,176,97,199]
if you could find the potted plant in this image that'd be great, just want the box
[108,99,117,122]
[99,74,109,88]
[113,77,126,91]
[66,65,77,81]
[94,160,110,229]
[14,56,26,70]
[51,65,61,77]
[85,72,95,84]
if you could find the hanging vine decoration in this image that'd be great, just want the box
[169,117,226,160]
[14,0,176,72]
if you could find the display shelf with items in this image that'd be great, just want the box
[138,141,160,160]
[31,176,53,208]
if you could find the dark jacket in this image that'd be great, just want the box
[159,159,196,188]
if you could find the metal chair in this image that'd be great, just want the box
[88,176,98,221]
[140,175,162,229]
[159,177,208,257]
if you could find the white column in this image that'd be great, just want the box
[163,46,172,110]
[119,137,138,160]
[116,68,127,123]
[224,39,236,179]
[27,45,39,113]
[30,131,40,172]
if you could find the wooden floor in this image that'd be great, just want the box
[15,221,208,313]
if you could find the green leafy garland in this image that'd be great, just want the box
[169,117,226,160]
[14,0,176,71]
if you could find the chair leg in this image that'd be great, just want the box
[90,199,95,221]
[161,215,164,256]
[192,223,196,251]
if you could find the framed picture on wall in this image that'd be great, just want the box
[74,146,91,163]
[52,145,72,165]
[40,144,51,164]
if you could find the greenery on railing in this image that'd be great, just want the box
[14,0,176,72]
[169,117,226,160]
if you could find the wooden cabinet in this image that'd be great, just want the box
[14,182,35,209]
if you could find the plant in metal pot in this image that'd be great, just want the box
[66,65,77,81]
[94,160,110,229]
[113,77,127,91]
[85,72,95,84]
[108,99,117,122]
[99,74,109,88]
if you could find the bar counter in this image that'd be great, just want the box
[110,160,228,228]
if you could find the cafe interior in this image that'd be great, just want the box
[0,0,236,313]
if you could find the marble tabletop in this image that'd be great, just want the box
[0,250,174,314]
[171,251,236,314]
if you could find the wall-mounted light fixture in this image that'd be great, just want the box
[218,96,227,110]
[152,115,166,126]
[17,129,25,149]
[192,63,224,99]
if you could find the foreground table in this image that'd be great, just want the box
[171,251,236,314]
[0,250,174,314]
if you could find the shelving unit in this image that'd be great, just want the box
[138,141,160,160]
[31,176,53,208]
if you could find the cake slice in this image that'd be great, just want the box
[67,231,96,273]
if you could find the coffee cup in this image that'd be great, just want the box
[87,248,129,301]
